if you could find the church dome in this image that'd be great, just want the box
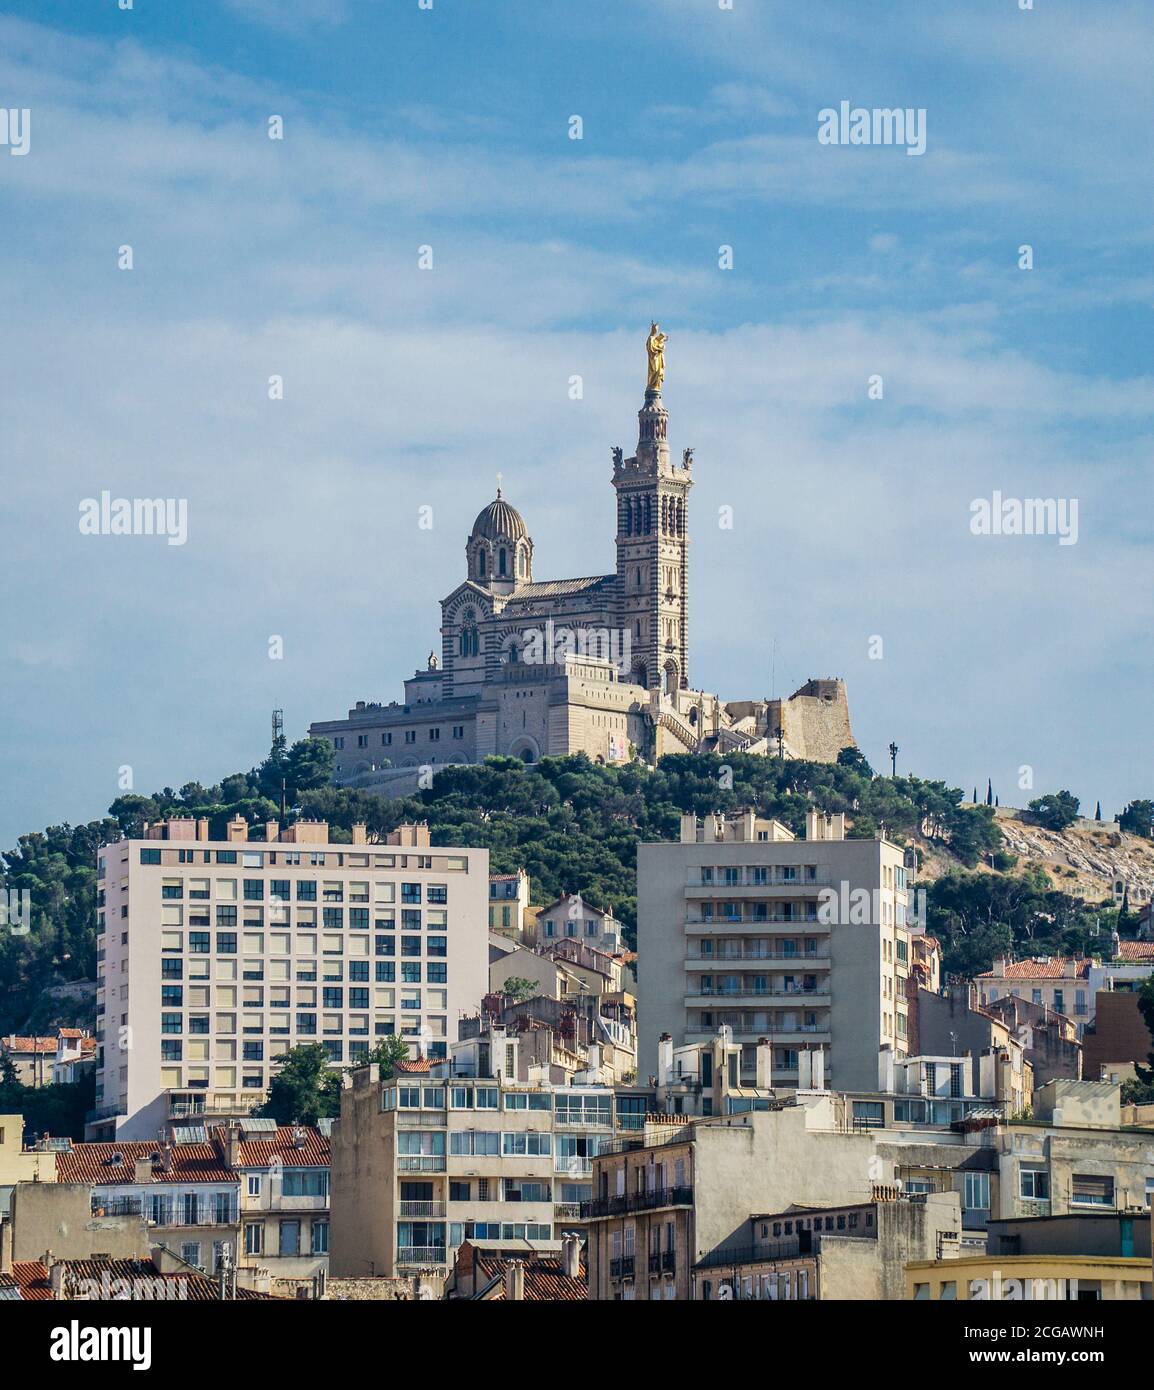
[470,492,527,543]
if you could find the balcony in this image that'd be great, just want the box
[582,1186,694,1220]
[554,1203,583,1220]
[687,948,829,964]
[92,1197,143,1218]
[685,986,830,1001]
[399,1200,446,1218]
[396,1246,447,1267]
[609,1256,636,1280]
[398,1156,447,1172]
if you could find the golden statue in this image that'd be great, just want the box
[645,322,667,392]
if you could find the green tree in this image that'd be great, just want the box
[285,738,336,797]
[1119,801,1154,838]
[1028,791,1080,832]
[257,1044,341,1125]
[498,976,539,1003]
[836,746,874,777]
[361,1036,412,1079]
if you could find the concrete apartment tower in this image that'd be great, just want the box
[637,810,913,1093]
[91,817,488,1140]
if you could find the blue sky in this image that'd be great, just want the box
[0,0,1151,847]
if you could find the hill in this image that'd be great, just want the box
[1,743,1146,1036]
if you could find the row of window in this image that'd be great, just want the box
[136,848,463,872]
[333,728,467,749]
[157,932,449,958]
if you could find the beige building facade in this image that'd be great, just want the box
[637,809,913,1092]
[92,817,488,1140]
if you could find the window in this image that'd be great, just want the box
[188,933,210,955]
[297,881,317,902]
[216,932,237,954]
[283,1169,330,1198]
[279,1220,301,1256]
[1071,1174,1114,1208]
[161,1013,182,1034]
[216,906,237,927]
[311,1221,329,1255]
[247,1175,262,1198]
[963,1172,990,1212]
[1019,1166,1050,1200]
[243,880,264,901]
[162,986,183,1007]
[140,848,162,864]
[402,883,422,904]
[502,1132,551,1156]
[244,1223,263,1255]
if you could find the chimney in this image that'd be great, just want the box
[264,820,280,844]
[226,815,248,844]
[561,1234,581,1281]
[225,1123,241,1170]
[878,1046,895,1093]
[504,1259,525,1302]
[586,1042,602,1078]
[0,1218,12,1275]
[657,1034,674,1089]
[351,823,368,845]
[797,1047,812,1090]
[133,1156,153,1184]
[755,1037,773,1091]
[679,813,697,844]
[49,1258,65,1299]
[195,818,209,840]
[811,1048,826,1090]
[161,1141,174,1175]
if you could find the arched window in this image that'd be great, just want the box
[477,549,486,578]
[498,548,507,577]
[518,548,527,577]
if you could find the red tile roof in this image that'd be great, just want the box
[58,1141,236,1186]
[393,1057,433,1073]
[475,1253,587,1302]
[7,1263,53,1300]
[234,1126,330,1168]
[57,1029,86,1039]
[8,1259,278,1301]
[1116,941,1154,962]
[976,958,1092,981]
[2,1036,57,1054]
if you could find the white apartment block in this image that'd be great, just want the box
[92,817,488,1140]
[637,810,913,1093]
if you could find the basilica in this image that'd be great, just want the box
[311,328,854,792]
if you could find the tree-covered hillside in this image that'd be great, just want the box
[0,741,1137,1036]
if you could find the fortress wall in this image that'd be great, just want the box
[782,679,854,763]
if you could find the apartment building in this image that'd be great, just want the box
[45,1121,331,1285]
[694,1191,962,1302]
[57,1138,241,1275]
[489,870,532,943]
[330,1025,650,1279]
[228,1120,331,1280]
[582,1104,888,1301]
[975,957,1096,1035]
[908,1213,1152,1301]
[637,809,913,1092]
[92,816,488,1140]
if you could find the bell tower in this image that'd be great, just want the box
[613,325,692,694]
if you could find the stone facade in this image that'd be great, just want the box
[310,354,854,788]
